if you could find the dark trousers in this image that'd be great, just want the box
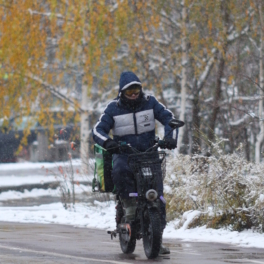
[111,154,166,229]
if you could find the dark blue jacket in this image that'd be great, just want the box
[92,72,177,151]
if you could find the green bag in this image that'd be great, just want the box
[93,144,114,193]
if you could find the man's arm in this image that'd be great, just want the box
[152,96,178,140]
[92,104,115,147]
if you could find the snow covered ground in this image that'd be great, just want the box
[0,160,264,250]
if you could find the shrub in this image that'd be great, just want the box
[165,141,264,232]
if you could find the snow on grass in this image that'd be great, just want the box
[0,201,116,230]
[165,218,264,249]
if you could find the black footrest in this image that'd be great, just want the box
[107,230,117,240]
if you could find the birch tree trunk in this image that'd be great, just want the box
[255,0,264,163]
[207,1,229,146]
[192,88,201,154]
[177,2,188,151]
[80,85,90,173]
[208,55,225,144]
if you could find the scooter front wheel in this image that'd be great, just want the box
[142,208,162,259]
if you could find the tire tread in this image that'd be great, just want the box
[143,208,161,259]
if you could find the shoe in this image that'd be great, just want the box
[159,244,170,255]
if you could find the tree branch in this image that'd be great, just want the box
[26,73,83,113]
[239,73,264,92]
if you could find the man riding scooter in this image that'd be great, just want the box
[92,71,178,255]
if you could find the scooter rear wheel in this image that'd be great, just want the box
[119,223,136,254]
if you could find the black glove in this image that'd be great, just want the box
[103,139,119,154]
[162,138,177,150]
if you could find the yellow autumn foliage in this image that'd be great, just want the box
[0,0,159,147]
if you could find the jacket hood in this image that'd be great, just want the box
[118,71,142,97]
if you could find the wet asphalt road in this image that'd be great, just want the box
[0,222,264,264]
[1,165,264,263]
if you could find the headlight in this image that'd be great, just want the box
[146,189,158,201]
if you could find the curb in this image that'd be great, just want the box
[0,181,90,193]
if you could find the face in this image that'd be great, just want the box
[123,86,141,100]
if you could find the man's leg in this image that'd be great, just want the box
[111,154,136,199]
[115,197,123,227]
[111,154,136,227]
